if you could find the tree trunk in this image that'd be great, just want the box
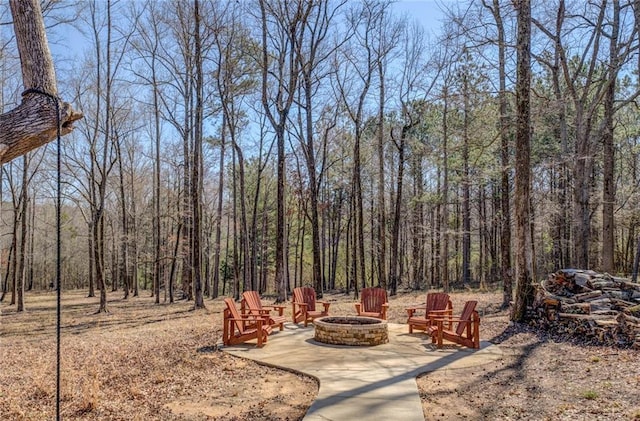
[27,189,35,291]
[231,140,249,291]
[94,0,114,314]
[486,0,513,307]
[212,122,225,299]
[512,0,534,322]
[462,73,471,286]
[87,226,95,297]
[354,128,366,293]
[180,55,193,301]
[376,60,387,290]
[441,86,450,293]
[303,80,323,297]
[601,0,620,273]
[389,126,407,295]
[1,0,82,162]
[551,25,570,271]
[115,136,129,299]
[259,0,308,302]
[152,34,162,304]
[413,146,426,289]
[181,127,192,301]
[16,156,28,312]
[192,0,205,309]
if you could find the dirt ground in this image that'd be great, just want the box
[1,289,639,420]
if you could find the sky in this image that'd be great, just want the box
[49,0,451,59]
[392,0,449,37]
[45,0,453,103]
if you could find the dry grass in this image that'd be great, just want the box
[1,290,315,420]
[2,288,639,420]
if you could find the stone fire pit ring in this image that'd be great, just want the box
[314,316,389,346]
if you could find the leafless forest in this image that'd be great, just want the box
[2,0,640,314]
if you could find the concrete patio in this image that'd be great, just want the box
[221,322,503,421]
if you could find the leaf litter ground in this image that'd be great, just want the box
[1,289,639,420]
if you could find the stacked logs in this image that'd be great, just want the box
[533,269,640,349]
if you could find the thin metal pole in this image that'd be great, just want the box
[55,99,62,421]
[632,236,640,283]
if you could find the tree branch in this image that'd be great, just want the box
[0,0,82,164]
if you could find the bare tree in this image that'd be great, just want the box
[483,0,513,307]
[293,0,347,296]
[390,20,435,295]
[259,0,311,301]
[333,0,387,293]
[130,0,166,303]
[512,0,533,322]
[192,0,205,309]
[372,3,402,291]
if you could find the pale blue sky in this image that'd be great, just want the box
[51,1,450,63]
[392,0,449,36]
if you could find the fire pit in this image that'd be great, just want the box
[314,316,388,346]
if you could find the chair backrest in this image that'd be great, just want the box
[294,287,317,311]
[242,290,262,316]
[361,287,387,313]
[224,297,244,333]
[425,292,450,312]
[456,300,478,336]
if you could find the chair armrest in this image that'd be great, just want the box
[428,308,451,317]
[245,307,271,314]
[355,303,362,314]
[228,316,264,323]
[406,305,426,312]
[380,303,389,320]
[320,302,330,311]
[429,317,471,324]
[428,309,451,314]
[263,304,286,315]
[406,305,426,317]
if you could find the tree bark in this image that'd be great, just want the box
[389,125,408,295]
[259,0,308,302]
[1,0,82,163]
[512,0,534,322]
[485,0,513,307]
[16,156,28,312]
[601,0,620,273]
[192,0,205,309]
[376,59,387,290]
[441,85,450,293]
[212,119,225,299]
[461,71,471,286]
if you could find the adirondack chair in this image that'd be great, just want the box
[354,287,389,320]
[222,297,271,347]
[241,290,287,331]
[428,300,480,349]
[406,292,453,333]
[292,287,330,327]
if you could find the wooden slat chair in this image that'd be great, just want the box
[406,292,453,333]
[428,300,480,349]
[241,290,287,331]
[292,287,330,327]
[355,287,389,320]
[223,297,271,347]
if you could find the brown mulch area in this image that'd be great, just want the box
[1,289,639,420]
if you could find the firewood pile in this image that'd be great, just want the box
[532,269,640,349]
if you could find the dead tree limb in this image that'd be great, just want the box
[0,0,82,164]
